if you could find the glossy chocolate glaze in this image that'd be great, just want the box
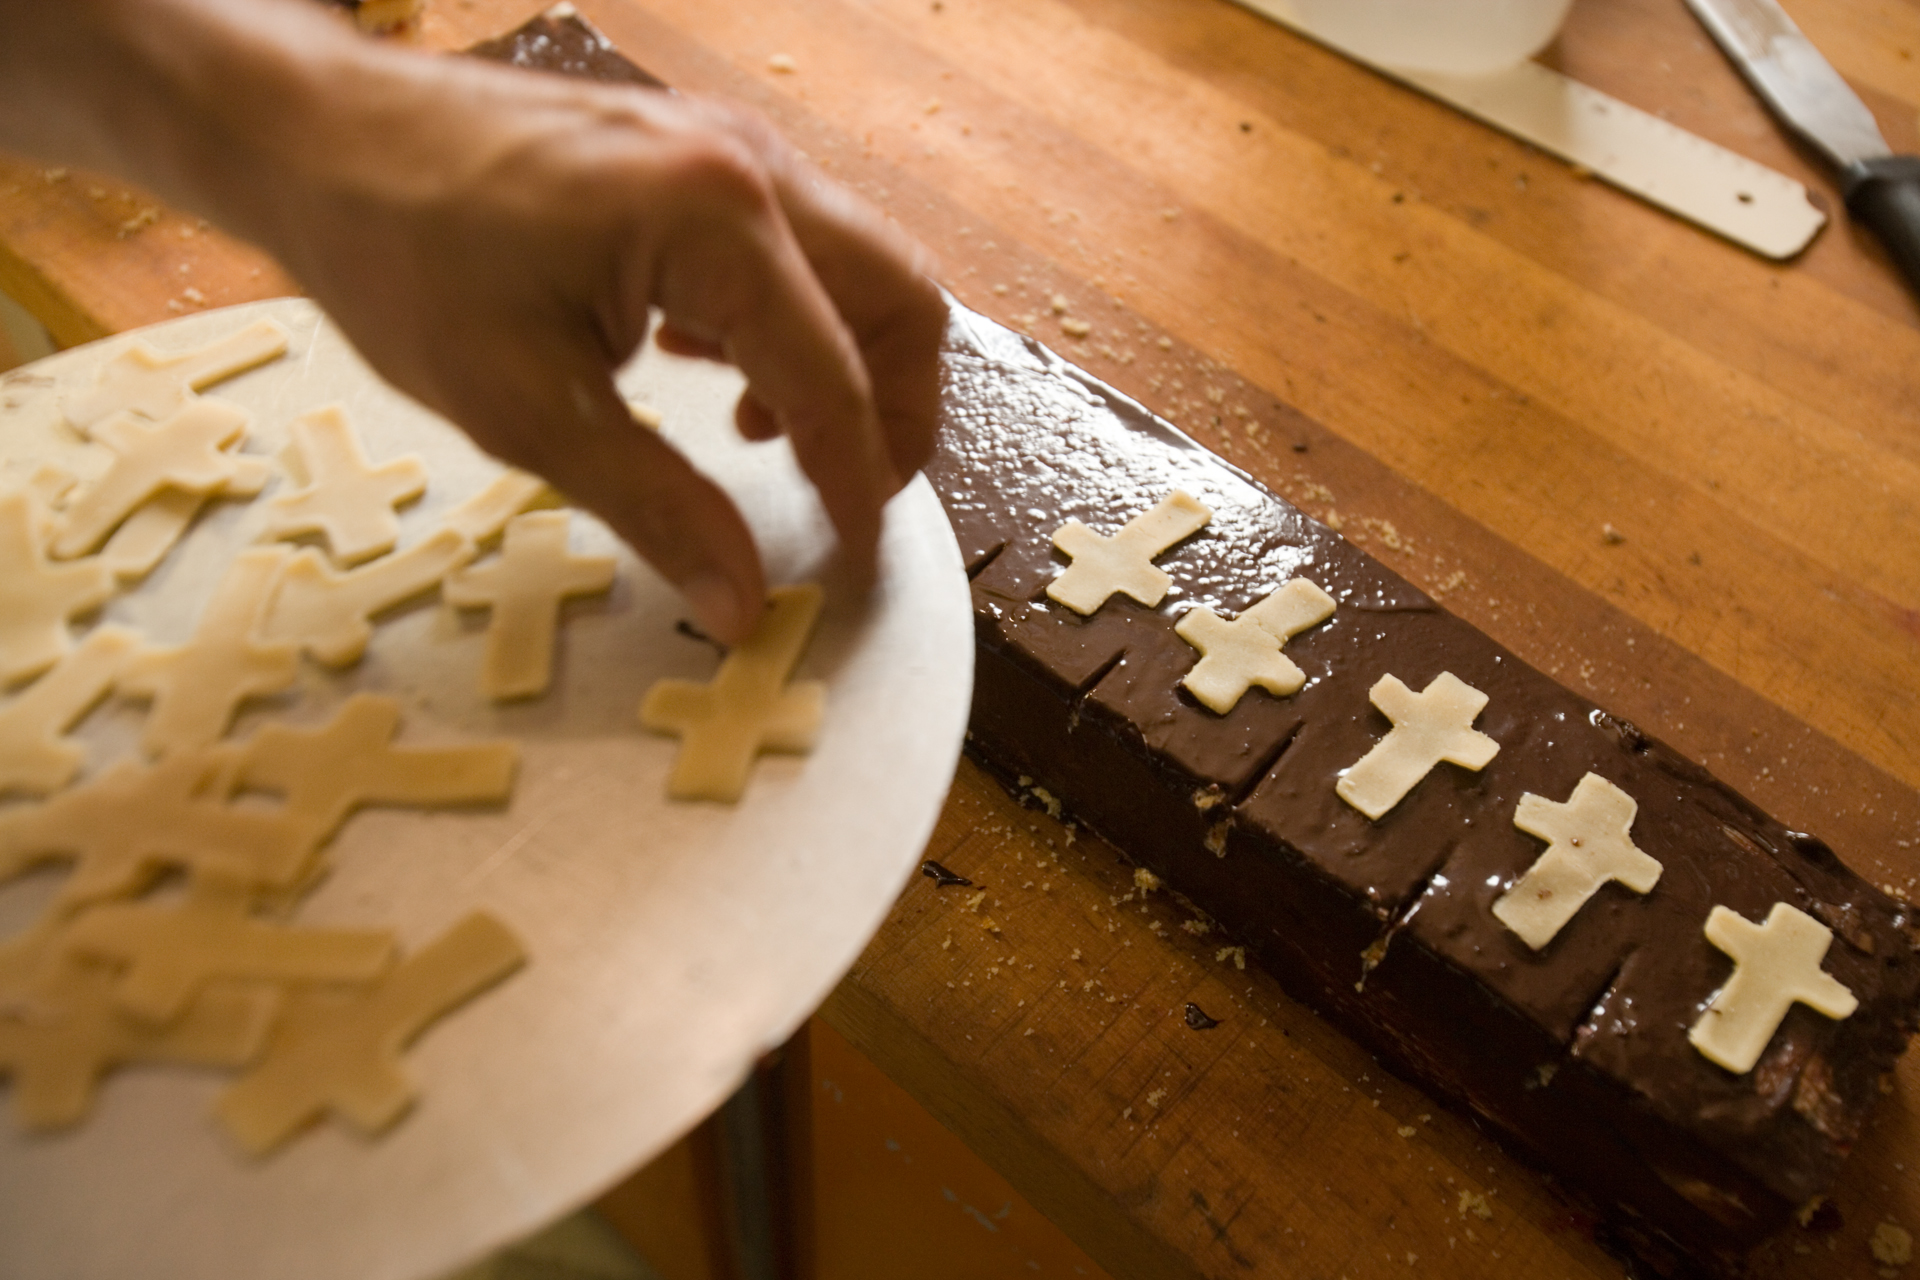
[466,6,667,89]
[930,302,1920,1263]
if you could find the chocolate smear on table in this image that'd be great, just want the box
[920,861,973,888]
[1183,1003,1221,1031]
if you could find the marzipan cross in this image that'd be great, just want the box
[62,318,289,430]
[444,511,617,699]
[1176,578,1336,713]
[64,871,393,1022]
[640,584,826,802]
[1688,902,1857,1075]
[0,489,114,684]
[0,747,324,908]
[259,528,474,666]
[234,693,519,840]
[1492,772,1662,949]
[1047,491,1211,616]
[0,626,139,796]
[261,406,428,566]
[1336,672,1500,820]
[119,547,300,754]
[215,912,524,1154]
[52,401,268,559]
[0,959,276,1130]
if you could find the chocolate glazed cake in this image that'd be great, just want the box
[927,304,1920,1269]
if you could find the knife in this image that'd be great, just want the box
[1684,0,1920,295]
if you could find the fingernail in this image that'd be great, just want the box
[683,572,749,645]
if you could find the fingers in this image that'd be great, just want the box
[652,323,725,362]
[733,395,781,442]
[428,331,767,645]
[646,134,897,576]
[764,164,946,485]
[693,101,948,485]
[848,280,947,482]
[712,241,892,566]
[273,64,945,615]
[554,375,767,644]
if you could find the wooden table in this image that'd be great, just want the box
[3,2,1916,1276]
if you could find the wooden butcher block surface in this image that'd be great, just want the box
[1,0,1916,1276]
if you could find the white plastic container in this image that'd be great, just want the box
[1286,0,1576,76]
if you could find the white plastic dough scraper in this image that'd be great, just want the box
[1233,0,1828,260]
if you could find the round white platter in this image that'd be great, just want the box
[0,298,973,1280]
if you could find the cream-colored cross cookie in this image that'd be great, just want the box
[64,872,395,1023]
[0,959,278,1130]
[0,915,72,1016]
[120,548,300,755]
[1175,578,1337,714]
[437,469,554,545]
[259,528,474,666]
[260,406,428,565]
[0,625,140,796]
[445,512,617,699]
[95,488,208,583]
[1491,773,1663,949]
[215,911,526,1155]
[1688,902,1858,1075]
[1336,672,1500,820]
[52,401,269,559]
[641,584,827,802]
[0,489,115,685]
[234,694,518,839]
[1047,491,1212,615]
[0,747,324,907]
[97,454,282,581]
[2,463,238,587]
[21,453,265,587]
[62,318,290,431]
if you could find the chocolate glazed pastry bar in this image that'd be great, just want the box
[460,13,1917,1271]
[927,305,1920,1269]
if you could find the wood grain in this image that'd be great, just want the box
[0,0,1914,1275]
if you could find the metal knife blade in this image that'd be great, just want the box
[1682,0,1886,170]
[1685,0,1920,296]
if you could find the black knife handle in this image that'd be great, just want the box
[1843,156,1920,300]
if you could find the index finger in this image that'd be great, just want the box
[646,139,896,579]
[416,320,769,645]
[688,101,947,486]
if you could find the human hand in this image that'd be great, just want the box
[247,53,943,643]
[1,0,947,642]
